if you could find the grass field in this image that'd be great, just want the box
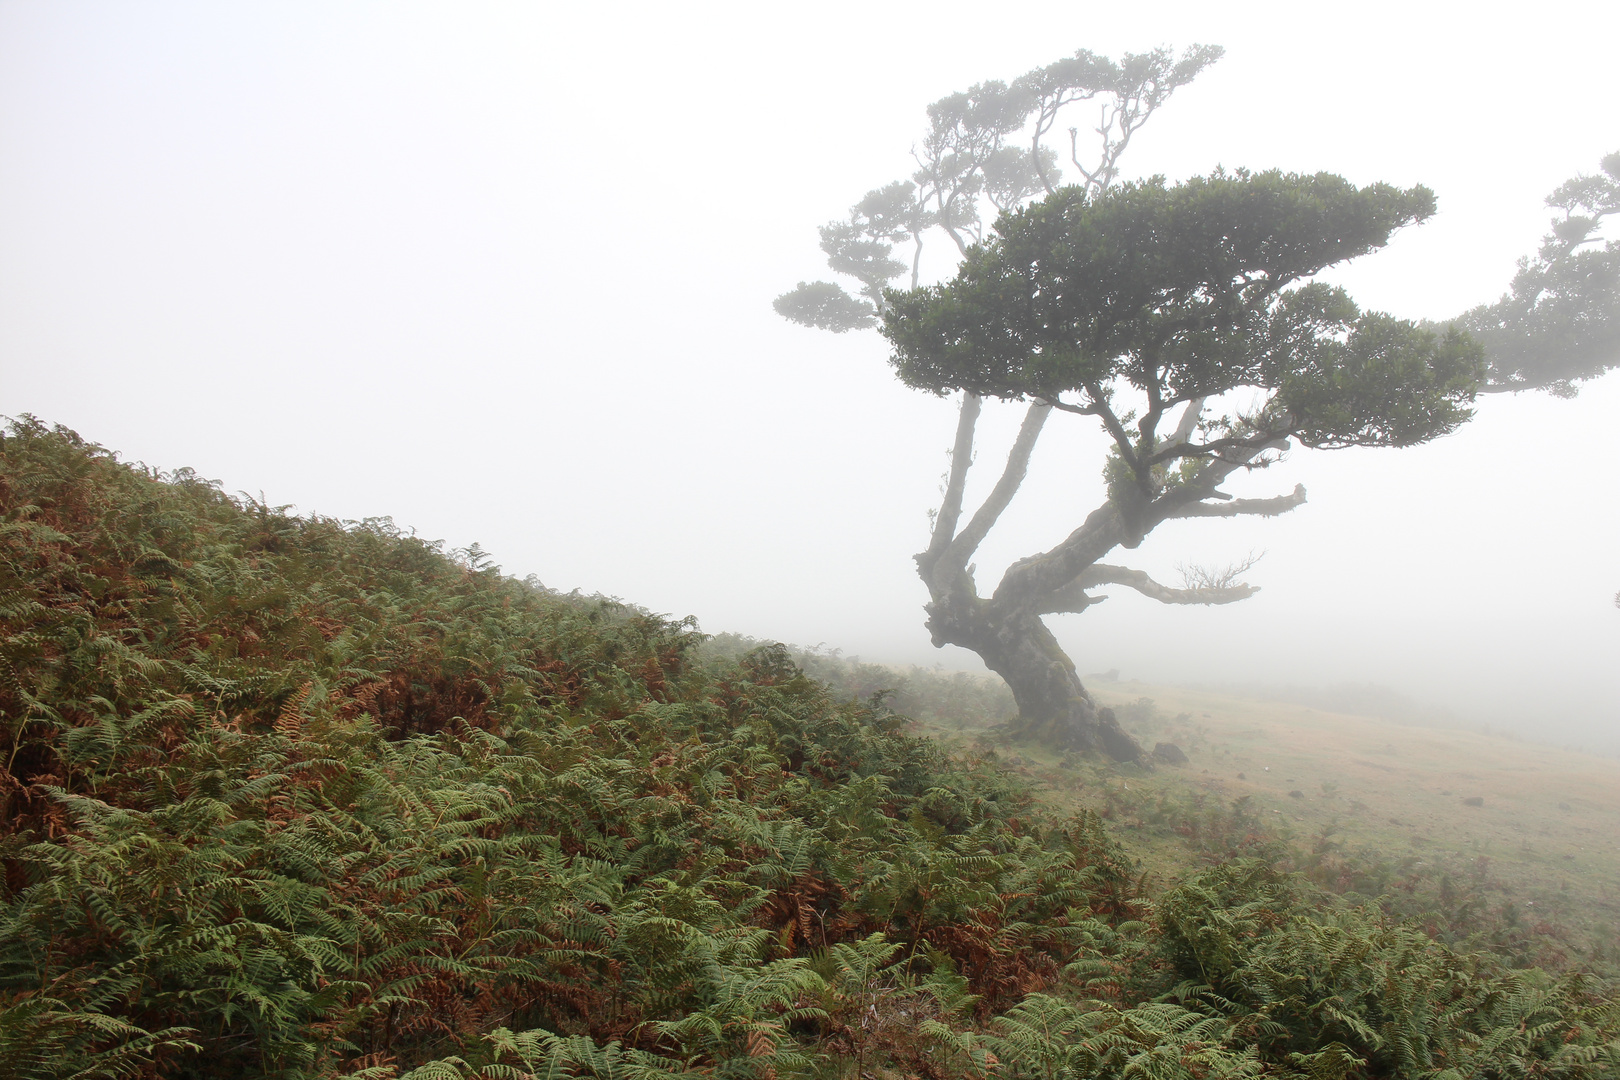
[905,676,1620,959]
[1108,683,1620,945]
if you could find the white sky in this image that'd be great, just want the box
[2,1,1617,750]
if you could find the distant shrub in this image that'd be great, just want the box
[701,634,1019,732]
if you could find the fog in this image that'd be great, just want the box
[3,2,1616,752]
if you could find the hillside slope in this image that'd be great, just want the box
[2,418,1616,1080]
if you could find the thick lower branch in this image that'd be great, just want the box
[1037,564,1258,614]
[1168,484,1307,519]
[996,440,1288,604]
[1034,586,1106,615]
[1080,563,1259,605]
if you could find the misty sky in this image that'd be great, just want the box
[2,1,1617,751]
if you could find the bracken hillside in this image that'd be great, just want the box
[1,418,1616,1080]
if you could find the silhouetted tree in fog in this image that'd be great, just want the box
[777,50,1609,759]
[879,170,1482,757]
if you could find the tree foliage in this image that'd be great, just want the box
[883,169,1483,456]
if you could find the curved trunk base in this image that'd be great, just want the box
[1011,707,1142,761]
[932,603,1144,762]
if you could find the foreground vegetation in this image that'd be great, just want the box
[2,418,1617,1079]
[739,647,1620,975]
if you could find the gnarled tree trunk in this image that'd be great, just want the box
[916,394,1303,761]
[923,586,1142,758]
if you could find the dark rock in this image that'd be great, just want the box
[1463,796,1485,807]
[1099,708,1145,762]
[1288,789,1304,799]
[1152,741,1189,765]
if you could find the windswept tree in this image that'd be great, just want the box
[880,174,1481,757]
[778,48,1488,759]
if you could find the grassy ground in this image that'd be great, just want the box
[1109,683,1619,948]
[906,676,1620,960]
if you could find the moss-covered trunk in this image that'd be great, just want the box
[922,580,1142,761]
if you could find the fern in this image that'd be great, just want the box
[3,419,1614,1080]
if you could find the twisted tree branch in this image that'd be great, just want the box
[1167,484,1307,519]
[1143,428,1294,466]
[1068,563,1259,607]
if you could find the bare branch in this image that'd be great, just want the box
[919,393,983,572]
[1079,563,1259,605]
[1167,484,1307,519]
[941,401,1052,570]
[1177,550,1264,590]
[1069,122,1101,191]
